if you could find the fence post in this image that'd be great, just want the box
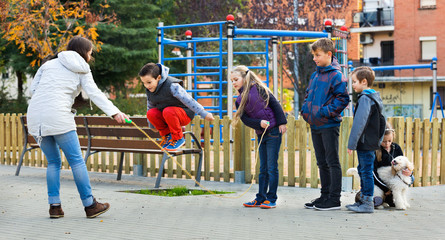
[213,116,221,182]
[405,117,413,161]
[244,128,252,183]
[441,119,445,184]
[222,116,231,182]
[0,114,4,164]
[422,119,431,186]
[299,118,307,187]
[234,121,245,183]
[413,118,421,187]
[204,119,211,181]
[133,154,143,176]
[5,113,11,165]
[340,116,353,192]
[287,116,296,187]
[431,118,439,185]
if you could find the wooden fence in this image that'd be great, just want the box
[1,113,444,188]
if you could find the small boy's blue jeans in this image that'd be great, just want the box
[36,130,94,207]
[255,127,282,203]
[356,150,375,197]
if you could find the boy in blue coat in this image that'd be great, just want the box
[301,38,349,211]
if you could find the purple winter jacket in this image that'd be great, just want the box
[236,84,277,134]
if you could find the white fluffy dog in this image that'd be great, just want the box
[347,156,414,210]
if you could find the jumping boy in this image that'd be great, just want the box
[139,63,214,151]
[347,66,384,213]
[301,38,349,211]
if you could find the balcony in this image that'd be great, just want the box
[352,8,394,33]
[351,58,395,77]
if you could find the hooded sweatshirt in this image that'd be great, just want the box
[27,51,120,137]
[347,89,384,151]
[300,57,349,129]
[145,64,210,124]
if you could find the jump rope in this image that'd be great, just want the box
[124,118,269,199]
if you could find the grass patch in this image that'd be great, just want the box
[125,186,234,197]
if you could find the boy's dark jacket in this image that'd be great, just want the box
[347,92,384,151]
[300,57,349,129]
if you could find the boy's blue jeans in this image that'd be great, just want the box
[311,126,342,202]
[255,127,282,203]
[37,130,94,207]
[356,150,375,197]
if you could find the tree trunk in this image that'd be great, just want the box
[16,71,24,102]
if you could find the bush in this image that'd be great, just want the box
[75,96,147,116]
[0,98,28,113]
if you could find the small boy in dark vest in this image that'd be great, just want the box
[139,63,214,151]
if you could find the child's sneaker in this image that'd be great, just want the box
[243,200,262,207]
[304,197,327,209]
[160,134,172,148]
[165,137,185,151]
[314,198,341,211]
[259,200,276,209]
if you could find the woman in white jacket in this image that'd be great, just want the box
[27,36,129,219]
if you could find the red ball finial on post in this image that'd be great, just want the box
[226,14,235,21]
[185,30,192,36]
[340,26,348,32]
[324,19,333,26]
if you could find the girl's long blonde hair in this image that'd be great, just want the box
[231,65,271,126]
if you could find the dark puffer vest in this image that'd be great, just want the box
[145,76,195,120]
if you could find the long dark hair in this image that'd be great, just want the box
[67,36,93,62]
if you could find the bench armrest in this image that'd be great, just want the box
[183,131,202,151]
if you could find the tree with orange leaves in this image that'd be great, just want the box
[0,0,117,67]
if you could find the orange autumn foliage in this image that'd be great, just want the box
[0,0,117,67]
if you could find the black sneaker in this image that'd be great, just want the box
[304,197,327,209]
[314,198,341,211]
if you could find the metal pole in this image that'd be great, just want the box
[157,22,163,63]
[324,20,332,39]
[185,30,193,95]
[280,37,284,105]
[272,36,279,98]
[226,16,235,119]
[432,57,438,118]
[348,61,354,117]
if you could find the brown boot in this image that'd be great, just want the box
[49,205,64,218]
[84,198,110,218]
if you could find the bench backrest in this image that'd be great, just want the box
[21,115,162,151]
[80,116,162,150]
[21,115,86,146]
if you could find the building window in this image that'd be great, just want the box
[420,36,436,60]
[420,0,436,8]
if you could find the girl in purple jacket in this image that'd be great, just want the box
[231,65,287,209]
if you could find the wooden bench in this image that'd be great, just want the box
[15,115,203,188]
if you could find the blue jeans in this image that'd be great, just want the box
[255,127,282,203]
[311,126,342,202]
[37,130,94,207]
[357,150,375,197]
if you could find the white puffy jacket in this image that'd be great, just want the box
[27,51,120,137]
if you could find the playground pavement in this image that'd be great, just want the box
[1,165,445,240]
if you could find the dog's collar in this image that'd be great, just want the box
[396,172,411,186]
